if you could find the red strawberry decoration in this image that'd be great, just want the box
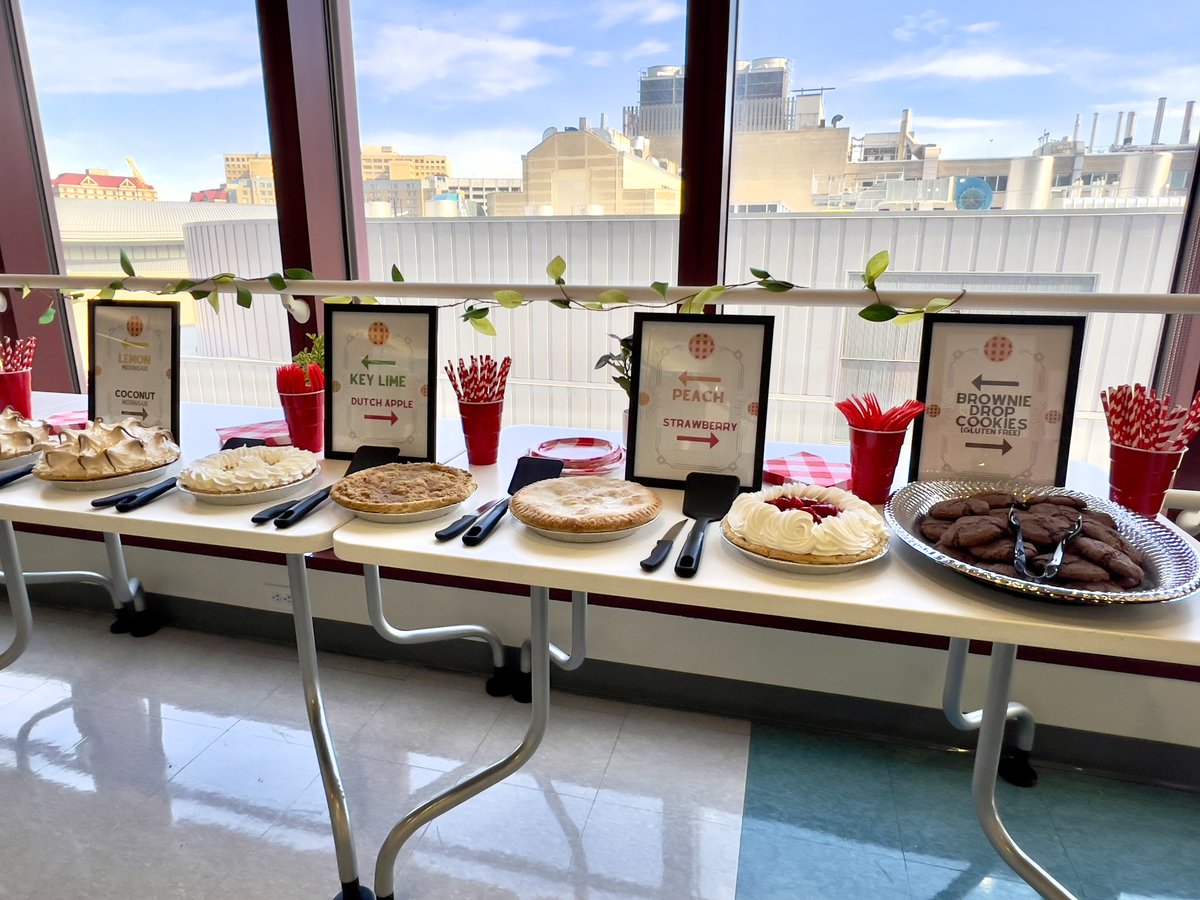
[765,494,842,523]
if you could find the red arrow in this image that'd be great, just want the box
[678,371,722,387]
[677,432,719,448]
[364,411,398,425]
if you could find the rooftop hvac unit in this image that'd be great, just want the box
[955,176,994,210]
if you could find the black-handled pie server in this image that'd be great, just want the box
[674,472,741,578]
[269,445,398,528]
[462,456,563,546]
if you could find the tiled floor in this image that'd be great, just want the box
[0,605,1197,899]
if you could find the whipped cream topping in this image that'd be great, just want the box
[34,418,180,479]
[724,483,887,557]
[179,446,318,494]
[0,407,52,459]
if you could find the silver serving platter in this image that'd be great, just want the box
[885,479,1200,605]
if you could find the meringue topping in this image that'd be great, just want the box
[0,407,52,460]
[33,418,179,481]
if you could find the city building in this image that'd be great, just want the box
[50,168,158,201]
[445,177,523,216]
[489,120,680,216]
[190,188,229,203]
[359,146,450,180]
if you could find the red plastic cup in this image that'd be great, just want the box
[849,427,906,505]
[0,369,33,419]
[279,390,325,453]
[1109,442,1184,517]
[459,399,503,466]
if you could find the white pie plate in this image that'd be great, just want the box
[0,451,37,473]
[39,461,179,492]
[520,516,658,543]
[177,470,320,506]
[720,530,890,574]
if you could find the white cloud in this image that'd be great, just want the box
[587,51,614,67]
[595,0,685,28]
[892,10,949,42]
[356,25,572,99]
[961,21,1000,34]
[362,127,541,179]
[24,13,261,94]
[858,49,1055,82]
[623,40,671,62]
[917,116,1016,130]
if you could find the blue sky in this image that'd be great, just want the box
[23,0,1197,200]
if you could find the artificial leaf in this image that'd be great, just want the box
[462,306,490,320]
[683,285,725,314]
[493,289,525,309]
[390,264,404,282]
[20,283,31,299]
[38,304,56,324]
[594,354,614,370]
[323,295,354,304]
[266,273,287,291]
[469,315,497,336]
[651,281,668,300]
[283,267,315,280]
[750,267,770,279]
[760,280,794,292]
[546,255,566,281]
[207,290,220,313]
[189,288,210,303]
[858,303,899,322]
[212,273,237,284]
[236,285,253,308]
[550,298,571,309]
[595,289,629,305]
[584,303,605,310]
[357,295,379,304]
[108,279,124,291]
[925,296,957,314]
[893,311,925,325]
[863,250,889,288]
[119,248,135,277]
[96,286,116,301]
[615,376,631,393]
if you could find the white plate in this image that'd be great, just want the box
[345,501,465,524]
[177,470,320,506]
[0,451,37,473]
[721,530,890,574]
[39,462,179,492]
[521,516,657,543]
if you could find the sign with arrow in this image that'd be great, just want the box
[325,305,437,460]
[88,300,180,442]
[911,314,1085,486]
[626,313,773,490]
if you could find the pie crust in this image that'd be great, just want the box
[178,446,318,495]
[510,476,662,533]
[721,518,888,565]
[331,463,476,513]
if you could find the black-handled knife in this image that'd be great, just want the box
[273,486,331,529]
[114,477,178,512]
[462,498,511,546]
[639,519,688,572]
[435,497,503,541]
[252,498,302,525]
[0,464,34,490]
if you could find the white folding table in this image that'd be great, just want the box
[333,424,1200,900]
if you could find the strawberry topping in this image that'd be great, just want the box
[765,495,843,523]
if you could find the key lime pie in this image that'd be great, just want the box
[721,483,889,565]
[179,446,318,495]
[0,407,52,460]
[34,418,180,481]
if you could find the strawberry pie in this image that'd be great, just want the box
[721,483,889,564]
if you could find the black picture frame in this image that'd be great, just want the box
[910,313,1086,486]
[87,299,181,441]
[625,312,773,491]
[323,304,437,461]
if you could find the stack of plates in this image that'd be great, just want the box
[527,437,625,477]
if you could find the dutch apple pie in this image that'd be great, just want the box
[331,462,476,514]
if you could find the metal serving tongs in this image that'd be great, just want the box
[1010,507,1084,582]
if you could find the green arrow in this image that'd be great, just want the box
[361,356,397,370]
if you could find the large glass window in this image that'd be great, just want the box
[22,0,286,405]
[723,0,1196,464]
[348,0,686,428]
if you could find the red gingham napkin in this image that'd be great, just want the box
[46,410,88,434]
[216,420,292,447]
[763,450,851,487]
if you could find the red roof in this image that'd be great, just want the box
[52,172,155,190]
[190,188,229,202]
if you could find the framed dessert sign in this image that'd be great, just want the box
[324,304,437,460]
[910,313,1085,486]
[87,300,180,440]
[625,313,773,490]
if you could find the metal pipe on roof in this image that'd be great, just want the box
[1125,111,1137,145]
[1151,97,1167,144]
[1088,112,1099,152]
[1182,101,1196,145]
[1113,111,1124,149]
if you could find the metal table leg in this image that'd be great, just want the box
[373,585,551,900]
[974,642,1075,899]
[287,553,374,900]
[0,521,33,672]
[943,636,1038,785]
